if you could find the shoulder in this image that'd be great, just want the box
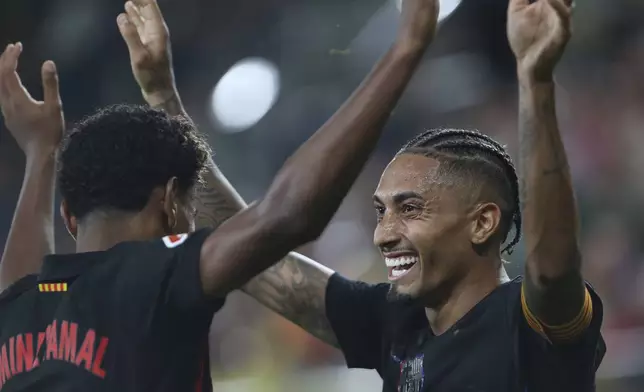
[0,274,37,303]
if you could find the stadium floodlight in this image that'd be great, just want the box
[210,57,280,133]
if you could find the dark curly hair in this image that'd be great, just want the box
[58,104,210,220]
[398,128,521,254]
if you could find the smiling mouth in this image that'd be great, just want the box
[384,255,420,281]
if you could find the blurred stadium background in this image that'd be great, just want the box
[2,0,644,390]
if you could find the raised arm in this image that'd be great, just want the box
[196,0,438,297]
[117,0,247,228]
[0,43,63,290]
[116,0,436,342]
[508,0,589,340]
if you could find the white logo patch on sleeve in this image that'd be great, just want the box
[162,233,189,248]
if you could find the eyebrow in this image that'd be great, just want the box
[373,191,424,204]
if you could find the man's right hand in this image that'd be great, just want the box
[117,0,181,111]
[0,43,63,158]
[396,0,440,50]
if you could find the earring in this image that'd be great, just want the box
[170,208,177,230]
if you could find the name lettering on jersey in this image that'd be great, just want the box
[397,354,424,392]
[162,233,188,249]
[0,319,109,389]
[38,282,68,292]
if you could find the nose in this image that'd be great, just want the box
[374,217,402,252]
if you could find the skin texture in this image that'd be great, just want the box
[0,43,62,291]
[508,0,586,333]
[1,0,440,310]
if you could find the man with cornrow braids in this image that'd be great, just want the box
[202,0,607,390]
[0,0,604,391]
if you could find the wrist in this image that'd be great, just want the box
[142,87,179,107]
[25,146,57,168]
[517,62,555,86]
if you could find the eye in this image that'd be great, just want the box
[401,204,419,214]
[374,205,385,220]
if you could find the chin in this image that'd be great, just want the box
[393,279,423,299]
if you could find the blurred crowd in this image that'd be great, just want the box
[1,0,643,390]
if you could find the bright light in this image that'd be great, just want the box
[395,0,462,22]
[210,58,280,133]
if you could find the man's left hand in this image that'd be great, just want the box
[507,0,573,81]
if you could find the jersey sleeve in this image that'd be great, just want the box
[115,228,224,328]
[517,282,605,390]
[325,273,390,370]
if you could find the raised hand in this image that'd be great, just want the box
[397,0,440,49]
[507,0,573,80]
[117,0,178,109]
[0,43,63,157]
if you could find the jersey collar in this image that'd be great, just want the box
[38,251,106,282]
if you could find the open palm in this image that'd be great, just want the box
[507,0,572,79]
[117,0,174,95]
[0,43,63,155]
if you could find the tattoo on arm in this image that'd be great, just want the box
[518,77,584,326]
[147,91,247,230]
[150,92,186,118]
[242,253,338,347]
[194,161,246,230]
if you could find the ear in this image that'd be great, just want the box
[162,177,179,232]
[60,200,78,241]
[469,202,502,246]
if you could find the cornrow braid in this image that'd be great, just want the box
[398,128,521,254]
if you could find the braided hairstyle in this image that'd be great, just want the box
[397,128,521,254]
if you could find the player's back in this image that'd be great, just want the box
[0,230,221,392]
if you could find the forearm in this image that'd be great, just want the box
[518,70,584,325]
[190,145,338,343]
[263,43,427,238]
[145,89,247,229]
[0,152,56,290]
[146,89,186,118]
[242,253,338,346]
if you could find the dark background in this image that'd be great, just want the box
[2,0,644,389]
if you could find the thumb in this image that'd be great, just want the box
[41,60,61,106]
[117,13,146,61]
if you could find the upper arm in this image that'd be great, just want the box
[522,266,589,340]
[199,202,307,298]
[325,274,389,369]
[242,252,338,346]
[518,283,605,390]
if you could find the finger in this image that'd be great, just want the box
[117,13,146,57]
[137,0,165,24]
[508,0,530,12]
[1,43,32,102]
[546,0,572,25]
[41,61,61,107]
[0,43,11,74]
[0,44,12,100]
[125,1,145,30]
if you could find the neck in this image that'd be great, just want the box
[75,213,153,253]
[424,257,505,335]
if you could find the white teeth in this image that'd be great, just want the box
[384,256,419,268]
[391,268,408,277]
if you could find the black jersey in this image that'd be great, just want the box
[325,274,605,392]
[0,229,223,392]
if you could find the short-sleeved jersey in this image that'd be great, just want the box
[326,274,605,392]
[0,229,224,392]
